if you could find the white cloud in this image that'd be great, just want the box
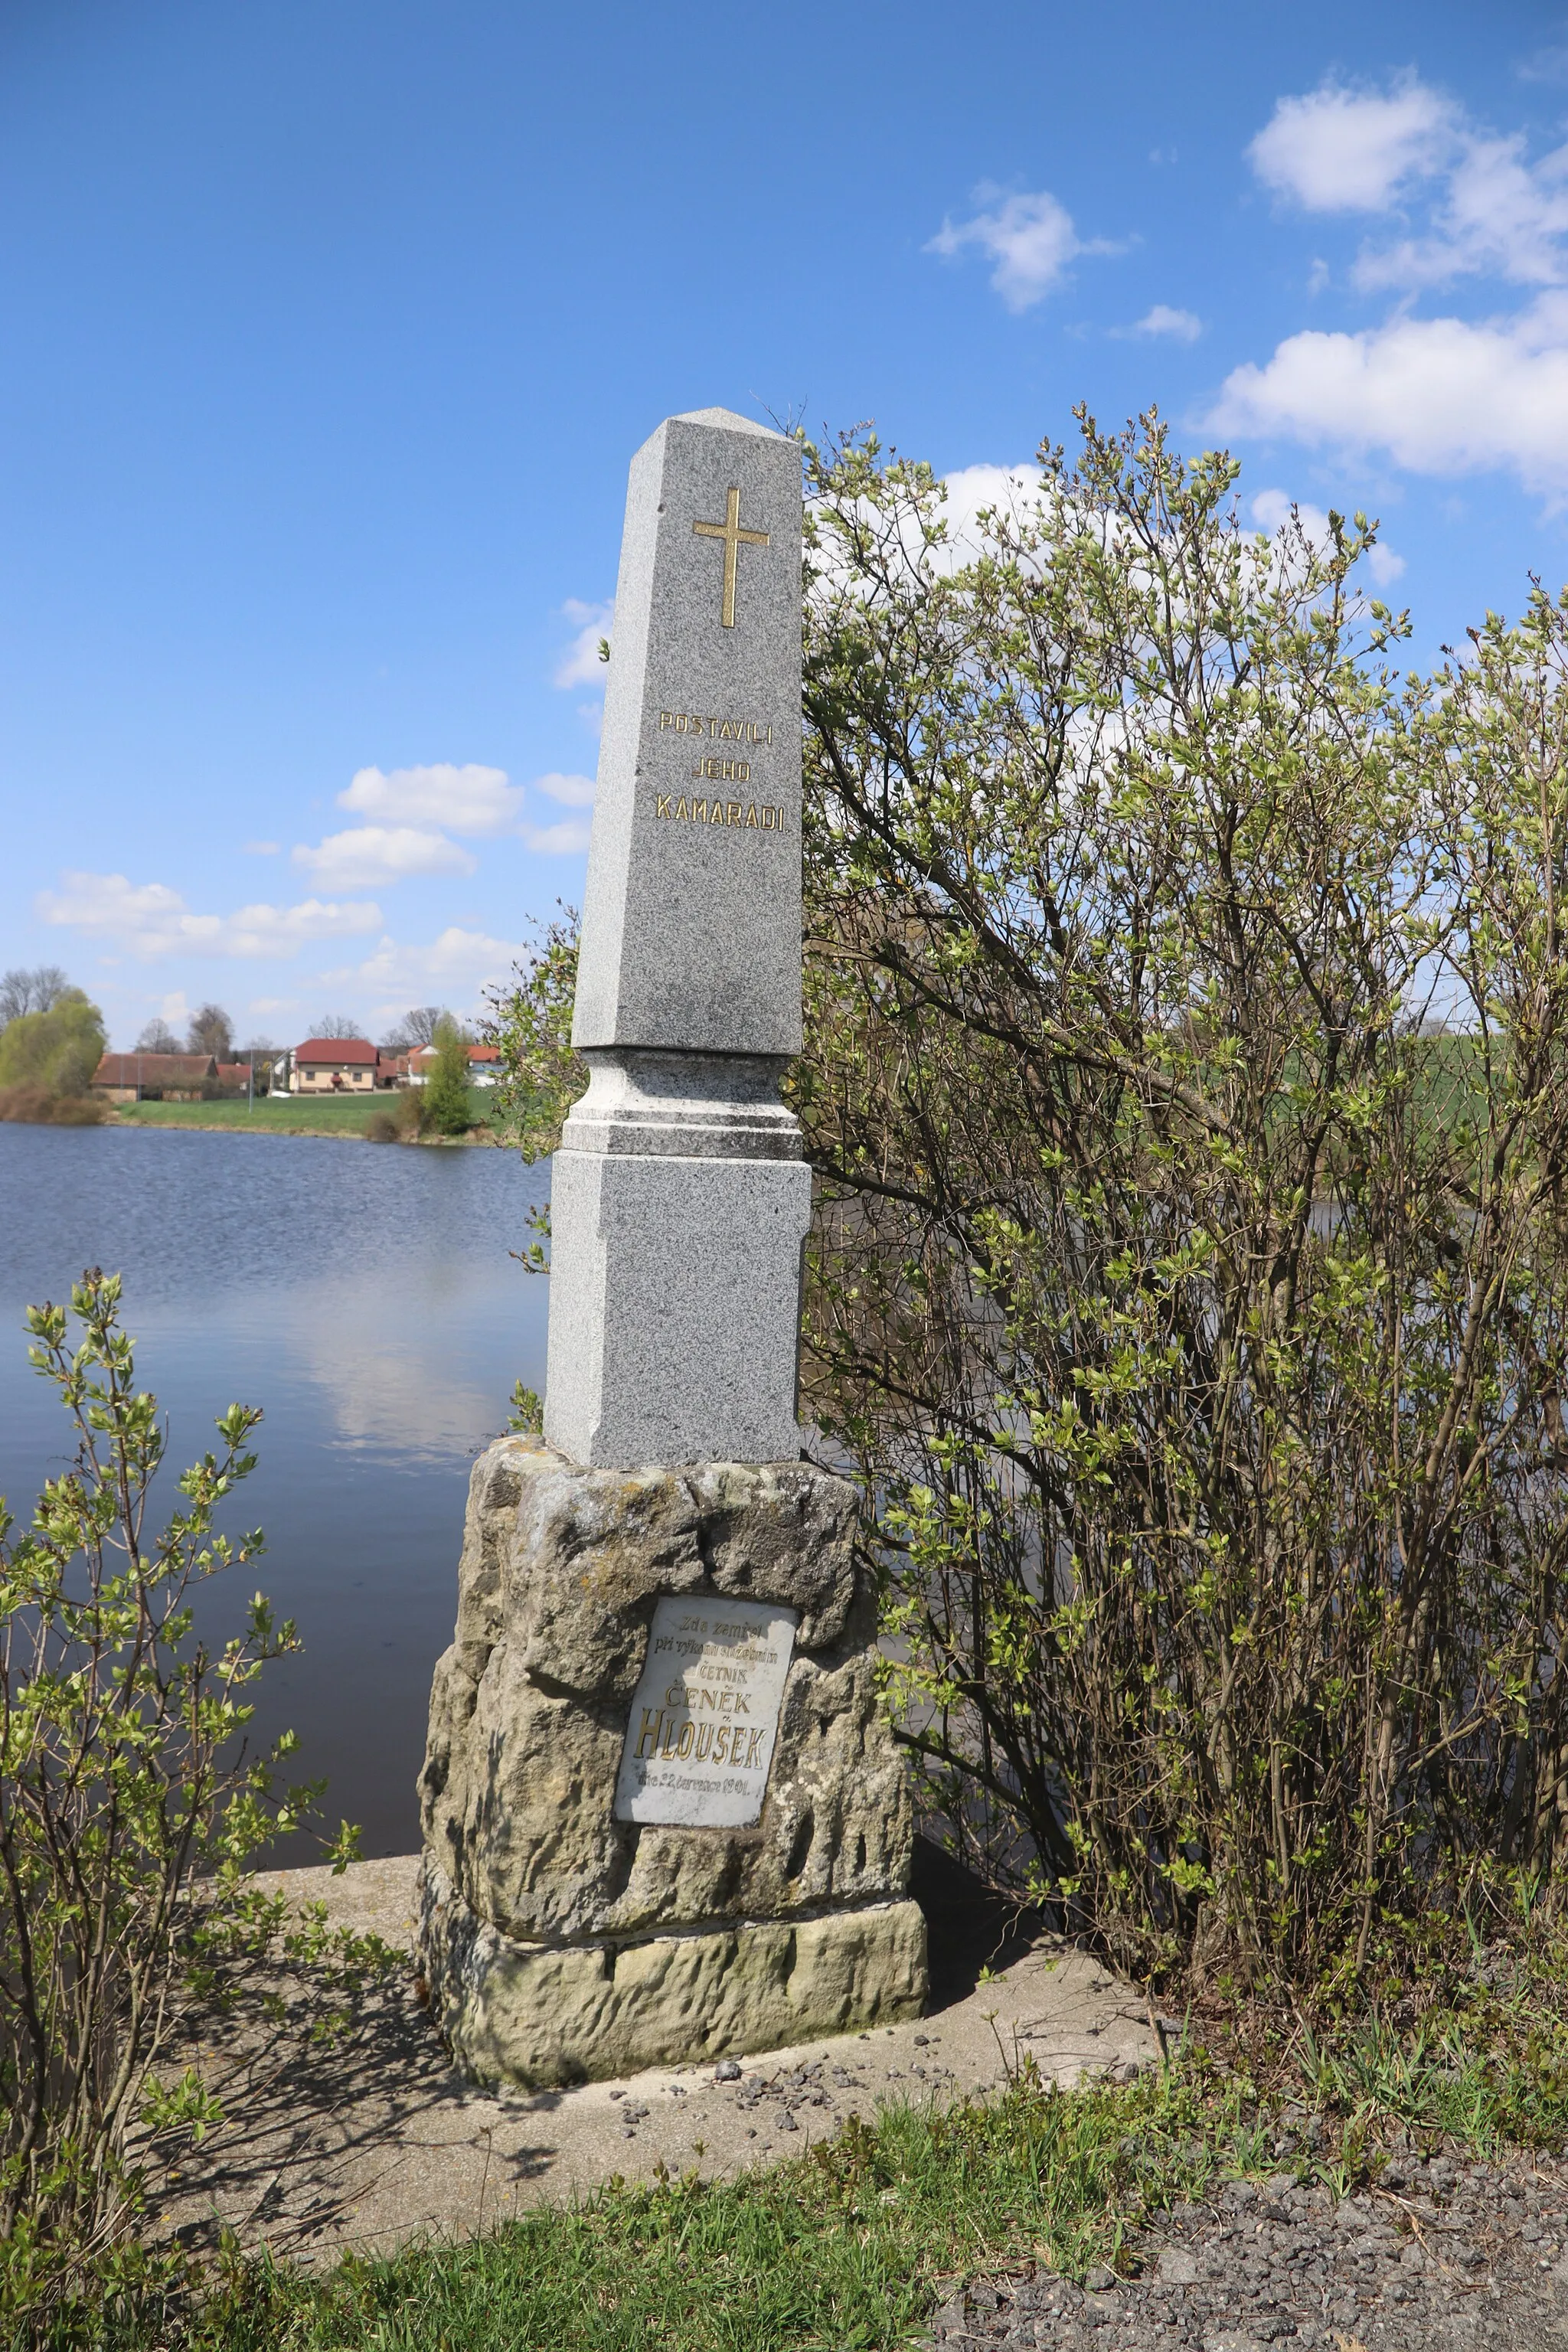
[808,460,1045,608]
[1353,132,1568,290]
[1214,297,1568,498]
[38,872,383,960]
[1247,75,1457,211]
[288,766,597,880]
[936,462,1044,553]
[521,817,593,854]
[336,925,529,1020]
[1132,303,1201,341]
[554,599,612,688]
[1250,488,1405,586]
[291,826,477,890]
[244,839,279,855]
[1248,77,1568,292]
[534,770,596,806]
[926,188,1118,311]
[337,761,523,835]
[1225,79,1568,497]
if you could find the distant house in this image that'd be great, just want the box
[407,1041,503,1089]
[92,1052,217,1103]
[214,1061,255,1094]
[289,1038,379,1094]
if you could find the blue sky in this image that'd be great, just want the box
[6,0,1568,1048]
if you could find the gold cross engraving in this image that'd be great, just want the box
[692,486,769,629]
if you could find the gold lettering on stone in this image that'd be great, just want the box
[654,795,787,831]
[657,711,773,743]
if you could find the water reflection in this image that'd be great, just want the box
[260,1271,517,1459]
[0,1123,549,1857]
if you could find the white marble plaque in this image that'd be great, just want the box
[613,1593,797,1828]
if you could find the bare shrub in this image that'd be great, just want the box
[0,1086,105,1127]
[394,1086,429,1140]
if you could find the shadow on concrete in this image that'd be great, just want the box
[910,1834,1046,2011]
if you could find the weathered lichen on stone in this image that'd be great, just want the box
[418,1857,928,2090]
[416,1436,926,2085]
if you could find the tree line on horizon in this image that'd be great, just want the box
[0,975,482,1124]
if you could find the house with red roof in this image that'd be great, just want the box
[91,1052,217,1103]
[290,1037,379,1094]
[289,1038,411,1093]
[407,1040,503,1088]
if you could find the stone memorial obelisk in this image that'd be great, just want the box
[416,409,927,2089]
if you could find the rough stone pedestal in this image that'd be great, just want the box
[416,1437,927,2089]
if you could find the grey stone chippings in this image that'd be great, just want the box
[916,2150,1568,2349]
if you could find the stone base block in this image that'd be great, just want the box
[419,1858,928,2090]
[544,1147,811,1468]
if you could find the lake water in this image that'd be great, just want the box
[0,1122,549,1863]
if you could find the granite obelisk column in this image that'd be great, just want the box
[416,412,926,2089]
[545,407,810,1467]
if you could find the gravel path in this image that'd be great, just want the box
[923,2152,1568,2350]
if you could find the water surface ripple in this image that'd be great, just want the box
[0,1123,547,1859]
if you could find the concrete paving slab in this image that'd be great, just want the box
[145,1844,1159,2265]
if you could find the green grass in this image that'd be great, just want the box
[15,1844,1568,2351]
[26,1952,1568,2352]
[110,1090,501,1139]
[24,2069,1265,2352]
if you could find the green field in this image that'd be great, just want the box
[111,1089,501,1140]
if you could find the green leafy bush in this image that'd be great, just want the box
[0,1271,354,2311]
[0,991,105,1098]
[423,1019,475,1136]
[796,413,1568,1986]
